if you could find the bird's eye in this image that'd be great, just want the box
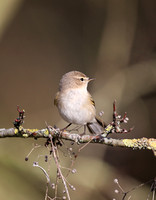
[80,78,84,81]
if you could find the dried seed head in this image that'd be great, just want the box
[33,162,38,166]
[45,155,48,162]
[70,185,76,191]
[51,183,55,189]
[71,169,77,174]
[70,185,74,189]
[114,189,119,193]
[114,179,118,184]
[25,157,28,161]
[99,111,104,116]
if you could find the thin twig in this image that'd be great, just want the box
[46,125,71,200]
[33,162,50,183]
[78,138,94,152]
[152,189,155,200]
[25,144,41,160]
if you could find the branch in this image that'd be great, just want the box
[0,127,155,156]
[0,102,155,156]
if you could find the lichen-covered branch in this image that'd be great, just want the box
[0,102,155,156]
[0,127,155,156]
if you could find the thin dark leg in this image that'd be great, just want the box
[80,125,86,136]
[62,123,72,131]
[84,125,86,134]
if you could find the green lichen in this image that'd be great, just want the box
[27,129,39,133]
[105,124,113,133]
[101,124,113,137]
[44,129,49,136]
[22,133,29,138]
[14,128,19,134]
[148,139,156,150]
[123,139,141,149]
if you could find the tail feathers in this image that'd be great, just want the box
[87,117,106,135]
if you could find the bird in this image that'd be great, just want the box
[54,71,105,135]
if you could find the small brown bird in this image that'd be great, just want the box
[54,71,105,134]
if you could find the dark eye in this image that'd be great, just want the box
[80,78,84,81]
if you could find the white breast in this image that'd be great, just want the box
[58,88,96,125]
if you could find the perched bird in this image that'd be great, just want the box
[54,71,105,135]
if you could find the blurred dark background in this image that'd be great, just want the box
[0,0,156,199]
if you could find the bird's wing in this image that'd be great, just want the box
[90,95,95,107]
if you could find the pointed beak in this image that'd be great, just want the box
[88,78,95,82]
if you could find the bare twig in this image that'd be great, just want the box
[47,125,71,200]
[114,177,156,200]
[33,162,50,183]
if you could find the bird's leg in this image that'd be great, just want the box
[61,123,72,131]
[84,125,86,134]
[69,125,83,132]
[80,125,86,136]
[62,123,86,135]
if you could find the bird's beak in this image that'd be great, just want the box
[88,78,95,82]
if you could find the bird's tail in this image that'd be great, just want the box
[87,117,106,135]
